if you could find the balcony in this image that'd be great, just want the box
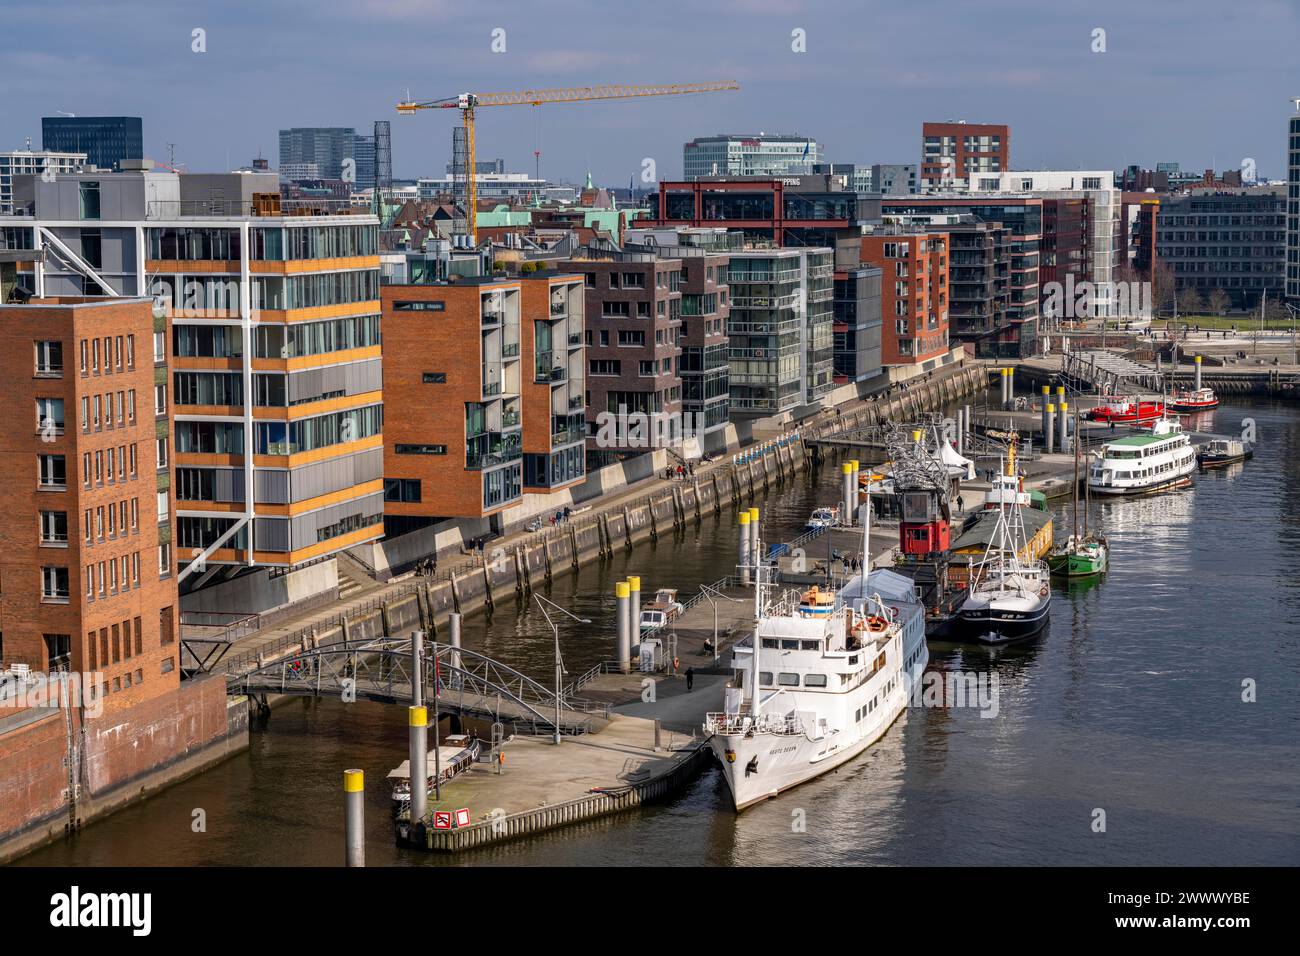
[467,443,522,470]
[550,301,567,317]
[568,394,585,410]
[568,331,583,347]
[481,307,503,327]
[502,342,520,358]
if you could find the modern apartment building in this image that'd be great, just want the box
[560,249,683,465]
[884,195,1040,356]
[832,264,884,384]
[859,231,950,368]
[278,128,355,182]
[42,116,142,173]
[726,247,834,417]
[1155,186,1287,309]
[2,167,384,588]
[811,163,874,194]
[649,175,879,248]
[625,227,735,448]
[379,260,585,534]
[873,163,919,196]
[887,213,1013,357]
[0,147,85,214]
[921,122,1009,191]
[968,170,1121,318]
[683,134,822,179]
[1288,105,1300,303]
[0,296,179,702]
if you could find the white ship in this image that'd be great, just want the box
[705,510,927,811]
[1087,417,1196,496]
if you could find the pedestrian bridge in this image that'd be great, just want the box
[225,635,610,736]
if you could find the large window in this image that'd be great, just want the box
[254,404,382,455]
[38,454,66,488]
[41,566,70,602]
[79,181,100,220]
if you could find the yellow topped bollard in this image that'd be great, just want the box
[344,769,365,867]
[616,582,632,673]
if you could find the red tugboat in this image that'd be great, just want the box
[1084,395,1166,424]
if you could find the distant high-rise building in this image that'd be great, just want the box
[683,134,821,179]
[444,159,506,176]
[41,116,142,172]
[920,121,1009,191]
[353,133,375,190]
[1288,103,1300,303]
[278,127,355,182]
[812,163,873,193]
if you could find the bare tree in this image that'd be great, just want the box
[1206,288,1229,316]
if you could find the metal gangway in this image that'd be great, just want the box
[1063,349,1163,394]
[226,634,610,736]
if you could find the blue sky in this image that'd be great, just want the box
[3,0,1298,184]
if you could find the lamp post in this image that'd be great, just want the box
[533,594,591,746]
[696,581,744,664]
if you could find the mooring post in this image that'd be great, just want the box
[411,630,423,708]
[628,575,641,637]
[616,581,632,674]
[344,769,365,867]
[738,510,751,586]
[1045,403,1056,454]
[448,612,462,688]
[748,507,760,577]
[409,705,428,825]
[841,462,855,527]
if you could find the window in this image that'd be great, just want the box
[777,672,800,686]
[804,673,828,687]
[157,491,169,522]
[34,340,63,376]
[79,181,101,220]
[40,511,68,545]
[38,454,66,488]
[153,331,166,362]
[158,543,171,577]
[41,566,69,602]
[392,300,444,311]
[127,389,136,422]
[154,383,167,415]
[36,397,64,434]
[383,478,422,503]
[126,335,135,369]
[421,372,447,384]
[81,229,102,269]
[156,437,169,469]
[395,443,446,455]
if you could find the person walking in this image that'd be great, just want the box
[685,667,695,692]
[956,493,964,514]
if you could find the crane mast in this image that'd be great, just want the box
[397,81,739,245]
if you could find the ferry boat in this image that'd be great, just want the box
[1167,385,1219,413]
[1087,417,1196,496]
[805,506,840,531]
[1197,437,1253,468]
[704,515,928,811]
[1084,395,1165,424]
[959,474,1052,644]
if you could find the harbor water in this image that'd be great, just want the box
[17,398,1299,867]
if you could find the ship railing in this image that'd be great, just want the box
[704,712,803,736]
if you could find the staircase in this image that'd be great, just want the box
[335,552,379,602]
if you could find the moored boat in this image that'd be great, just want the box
[1197,437,1253,468]
[1047,409,1110,578]
[1085,395,1165,424]
[1168,385,1219,413]
[805,505,840,531]
[1087,417,1196,496]
[388,734,481,814]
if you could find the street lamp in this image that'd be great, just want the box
[696,582,744,665]
[1285,303,1299,367]
[533,594,591,746]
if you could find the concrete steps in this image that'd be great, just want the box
[335,551,379,601]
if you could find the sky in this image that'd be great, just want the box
[3,0,1298,185]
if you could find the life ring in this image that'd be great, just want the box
[866,615,889,631]
[1039,585,1049,598]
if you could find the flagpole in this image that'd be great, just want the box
[432,636,441,802]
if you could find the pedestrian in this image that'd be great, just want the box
[1109,420,1115,432]
[685,667,695,692]
[563,505,572,522]
[957,494,964,514]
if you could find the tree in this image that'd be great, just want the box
[1206,288,1229,317]
[1152,262,1178,315]
[1179,287,1204,318]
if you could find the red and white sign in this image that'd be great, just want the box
[455,808,471,827]
[433,810,452,830]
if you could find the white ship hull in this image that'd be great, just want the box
[710,644,926,810]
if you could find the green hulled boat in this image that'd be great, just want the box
[1048,408,1110,578]
[1048,534,1109,576]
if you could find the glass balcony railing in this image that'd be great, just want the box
[502,342,520,358]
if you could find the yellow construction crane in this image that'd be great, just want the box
[397,82,740,244]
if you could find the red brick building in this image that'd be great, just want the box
[0,296,178,706]
[859,233,950,367]
[921,122,1010,191]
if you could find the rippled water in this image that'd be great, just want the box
[20,399,1300,867]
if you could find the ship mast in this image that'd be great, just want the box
[750,524,762,719]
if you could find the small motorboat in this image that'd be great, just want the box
[1047,534,1109,577]
[1197,437,1253,468]
[805,506,840,531]
[639,588,684,632]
